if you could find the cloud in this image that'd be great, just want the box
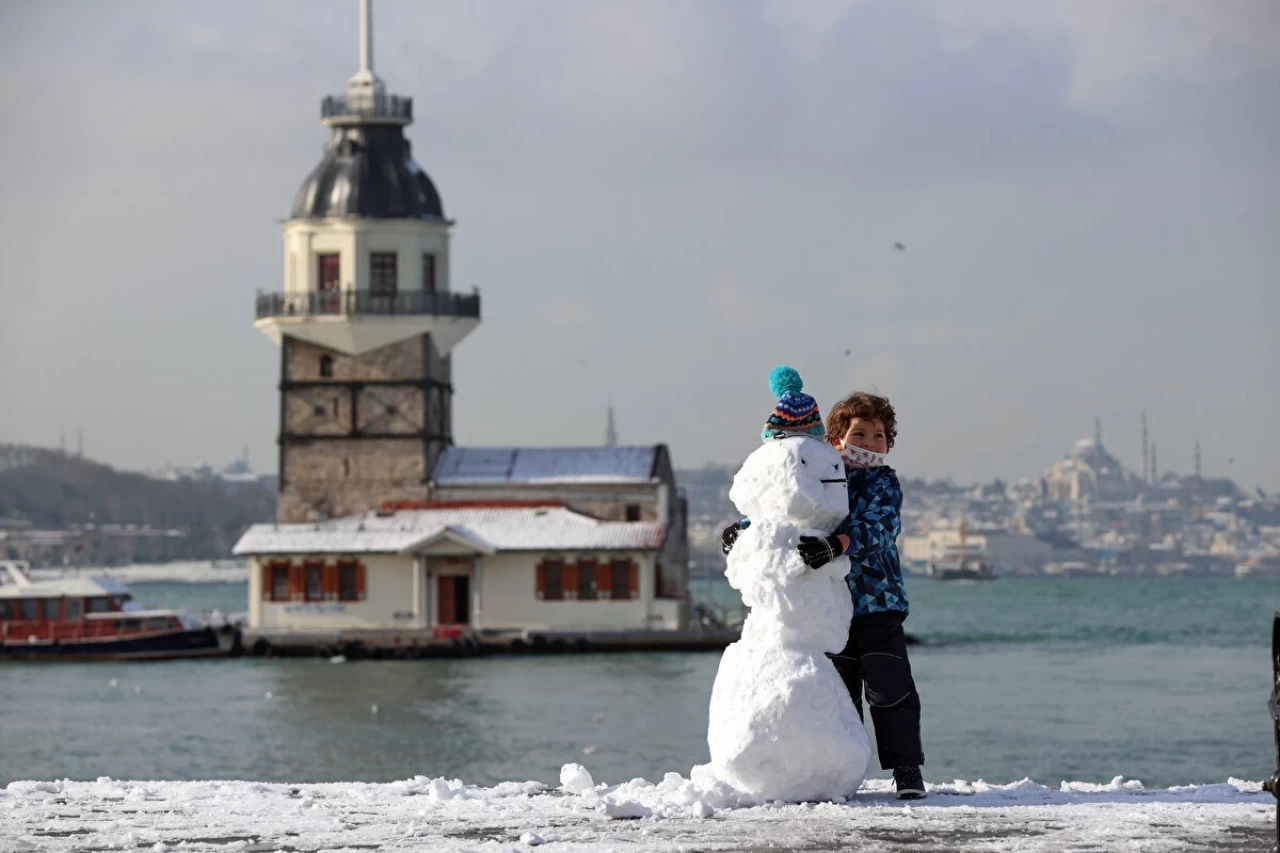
[933,0,1280,104]
[538,301,595,329]
[0,0,1275,489]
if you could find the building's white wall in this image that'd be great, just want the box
[283,219,452,295]
[248,558,264,626]
[249,547,681,634]
[252,553,421,632]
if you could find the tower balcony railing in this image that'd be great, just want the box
[256,289,480,321]
[320,93,413,122]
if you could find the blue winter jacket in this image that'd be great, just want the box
[833,465,908,617]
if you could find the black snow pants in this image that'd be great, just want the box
[826,610,924,770]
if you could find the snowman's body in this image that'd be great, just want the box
[700,436,871,803]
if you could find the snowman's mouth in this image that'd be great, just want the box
[820,478,845,484]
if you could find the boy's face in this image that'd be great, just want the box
[839,417,889,455]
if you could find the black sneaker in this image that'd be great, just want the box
[893,766,926,800]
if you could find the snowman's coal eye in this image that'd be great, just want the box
[800,458,807,465]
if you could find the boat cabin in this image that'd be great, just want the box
[0,561,212,656]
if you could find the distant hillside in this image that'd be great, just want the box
[0,445,275,560]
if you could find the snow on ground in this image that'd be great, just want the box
[28,560,248,585]
[3,771,1271,852]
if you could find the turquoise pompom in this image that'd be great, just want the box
[769,365,803,398]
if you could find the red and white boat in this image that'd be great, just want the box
[0,560,238,661]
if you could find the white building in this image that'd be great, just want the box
[233,501,685,651]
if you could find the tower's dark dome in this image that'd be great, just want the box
[291,125,444,220]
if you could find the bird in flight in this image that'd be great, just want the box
[893,242,905,251]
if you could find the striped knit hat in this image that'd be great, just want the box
[761,365,825,441]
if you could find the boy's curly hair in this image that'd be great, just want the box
[826,392,897,450]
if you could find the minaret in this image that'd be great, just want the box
[1140,411,1149,483]
[1150,442,1158,484]
[604,404,618,447]
[1194,439,1201,481]
[253,0,481,523]
[1094,416,1102,446]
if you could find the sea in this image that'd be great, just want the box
[1,576,1274,789]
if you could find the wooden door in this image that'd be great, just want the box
[438,576,456,624]
[437,575,471,625]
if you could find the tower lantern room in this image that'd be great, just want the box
[254,0,481,523]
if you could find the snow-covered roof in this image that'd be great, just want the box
[432,446,659,485]
[233,503,665,556]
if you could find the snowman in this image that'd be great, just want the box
[697,367,871,803]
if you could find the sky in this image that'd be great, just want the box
[1,0,1277,490]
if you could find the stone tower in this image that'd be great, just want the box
[254,0,480,523]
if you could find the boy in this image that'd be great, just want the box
[722,391,925,799]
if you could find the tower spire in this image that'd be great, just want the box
[1194,439,1201,481]
[1150,442,1158,484]
[605,403,618,447]
[359,0,373,75]
[1094,415,1102,446]
[347,0,384,106]
[1140,411,1148,483]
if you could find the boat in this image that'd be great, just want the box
[1043,561,1101,578]
[924,521,997,580]
[0,560,239,661]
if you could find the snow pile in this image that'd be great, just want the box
[3,774,1270,853]
[698,436,871,803]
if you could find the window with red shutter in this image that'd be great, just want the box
[304,561,324,602]
[595,561,612,600]
[563,561,579,600]
[543,559,564,601]
[355,562,367,601]
[270,563,291,601]
[337,561,358,601]
[289,564,305,601]
[610,559,630,600]
[323,564,339,600]
[577,558,597,601]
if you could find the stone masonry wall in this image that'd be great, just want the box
[278,335,450,523]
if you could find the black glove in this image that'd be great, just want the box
[721,521,742,555]
[798,534,843,569]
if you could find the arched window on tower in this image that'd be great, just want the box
[319,355,334,378]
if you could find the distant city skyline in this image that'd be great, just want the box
[2,0,1277,491]
[18,407,1253,495]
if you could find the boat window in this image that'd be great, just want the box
[19,599,39,620]
[43,599,62,620]
[121,619,141,632]
[0,600,12,620]
[86,597,112,613]
[65,598,83,619]
[145,617,171,630]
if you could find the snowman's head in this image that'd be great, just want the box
[729,434,848,527]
